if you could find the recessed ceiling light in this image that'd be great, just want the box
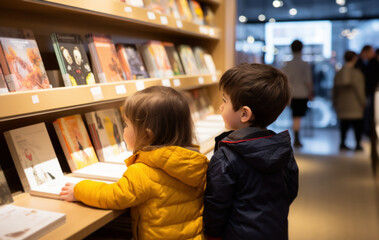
[289,8,297,15]
[239,15,247,23]
[273,0,281,8]
[336,0,345,6]
[247,36,255,43]
[258,14,266,21]
[339,6,348,13]
[269,18,276,22]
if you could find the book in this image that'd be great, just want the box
[143,0,170,15]
[188,0,205,25]
[85,108,132,164]
[178,44,199,75]
[51,32,95,86]
[203,53,217,74]
[54,114,126,182]
[0,29,50,92]
[116,43,149,80]
[140,41,174,78]
[0,165,13,206]
[203,5,215,26]
[176,0,193,21]
[86,33,127,83]
[162,42,185,76]
[167,0,181,19]
[3,122,94,199]
[0,205,66,240]
[0,66,9,93]
[193,46,210,74]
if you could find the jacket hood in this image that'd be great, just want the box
[219,127,292,173]
[125,146,208,187]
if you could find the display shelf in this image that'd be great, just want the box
[0,73,220,122]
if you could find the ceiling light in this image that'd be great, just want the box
[247,36,255,44]
[269,18,276,22]
[289,8,297,16]
[258,14,266,21]
[336,0,345,6]
[339,6,348,13]
[239,15,247,23]
[273,0,281,8]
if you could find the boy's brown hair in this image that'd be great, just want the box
[219,63,291,128]
[123,86,194,152]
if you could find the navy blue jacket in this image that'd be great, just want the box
[204,127,299,240]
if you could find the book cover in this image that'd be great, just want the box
[51,32,95,86]
[87,33,127,83]
[0,66,9,94]
[203,5,215,26]
[176,0,193,21]
[0,165,13,206]
[162,42,185,76]
[85,108,132,164]
[53,114,99,172]
[178,44,199,75]
[203,53,217,74]
[167,0,181,19]
[116,43,149,80]
[193,46,210,74]
[144,0,170,15]
[189,0,205,25]
[0,205,66,240]
[0,36,50,92]
[140,41,174,78]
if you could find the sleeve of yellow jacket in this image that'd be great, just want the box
[74,164,151,209]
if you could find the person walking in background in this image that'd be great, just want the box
[282,39,313,147]
[333,51,365,151]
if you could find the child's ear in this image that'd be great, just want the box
[241,106,254,123]
[146,128,153,138]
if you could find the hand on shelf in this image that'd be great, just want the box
[60,182,77,202]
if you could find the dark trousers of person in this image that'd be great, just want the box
[340,119,363,148]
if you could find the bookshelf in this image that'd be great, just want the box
[0,0,235,238]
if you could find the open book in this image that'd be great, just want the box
[0,205,65,240]
[3,122,103,199]
[54,114,127,181]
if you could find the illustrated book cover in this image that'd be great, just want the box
[0,205,66,240]
[140,41,174,78]
[178,44,199,75]
[116,43,148,80]
[176,0,193,21]
[0,28,50,92]
[188,0,205,25]
[193,46,211,74]
[87,33,127,83]
[51,32,95,86]
[162,42,185,76]
[85,108,132,164]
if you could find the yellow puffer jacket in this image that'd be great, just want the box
[74,146,208,240]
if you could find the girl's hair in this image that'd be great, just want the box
[123,86,194,152]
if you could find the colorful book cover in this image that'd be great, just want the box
[51,33,95,86]
[140,41,174,78]
[0,66,9,94]
[87,33,127,83]
[0,205,66,240]
[189,0,205,25]
[144,0,170,15]
[53,115,99,171]
[85,108,132,164]
[167,0,181,19]
[193,46,210,74]
[178,44,199,75]
[176,0,193,21]
[116,43,149,80]
[162,42,185,76]
[0,164,13,206]
[0,36,50,92]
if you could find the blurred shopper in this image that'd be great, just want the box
[282,40,313,147]
[333,51,365,151]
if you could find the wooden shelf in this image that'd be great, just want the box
[0,73,220,122]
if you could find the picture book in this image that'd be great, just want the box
[0,32,50,92]
[0,205,66,240]
[73,162,127,182]
[188,0,205,25]
[178,44,199,75]
[162,42,185,76]
[0,66,9,93]
[176,0,193,21]
[87,33,127,83]
[203,53,217,74]
[193,46,210,74]
[143,0,170,15]
[51,32,95,86]
[167,0,181,19]
[3,122,94,199]
[140,41,174,78]
[0,165,13,206]
[116,43,148,80]
[85,108,132,164]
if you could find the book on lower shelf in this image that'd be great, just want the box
[3,122,97,199]
[0,205,66,240]
[85,108,133,164]
[54,114,127,182]
[0,28,50,92]
[51,32,96,86]
[0,164,13,206]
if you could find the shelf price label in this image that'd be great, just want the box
[160,16,168,25]
[199,26,209,35]
[209,28,215,37]
[115,85,127,95]
[161,79,171,87]
[136,81,145,91]
[198,77,204,84]
[90,86,104,101]
[173,79,181,87]
[124,6,132,13]
[147,11,156,20]
[31,95,39,104]
[176,20,183,28]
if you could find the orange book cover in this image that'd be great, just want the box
[53,114,99,171]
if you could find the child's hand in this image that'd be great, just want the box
[60,182,77,202]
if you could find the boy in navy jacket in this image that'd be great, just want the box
[204,63,299,240]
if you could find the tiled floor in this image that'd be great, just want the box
[287,128,379,240]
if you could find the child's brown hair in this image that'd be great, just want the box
[123,86,194,152]
[219,63,291,128]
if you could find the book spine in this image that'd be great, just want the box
[51,33,72,87]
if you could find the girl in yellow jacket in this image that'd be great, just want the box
[60,86,208,240]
